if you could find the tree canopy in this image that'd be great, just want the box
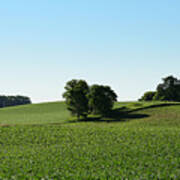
[139,91,156,101]
[88,85,117,116]
[140,75,180,102]
[154,76,180,101]
[63,79,89,119]
[0,95,32,108]
[63,79,118,119]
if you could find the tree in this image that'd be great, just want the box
[88,85,117,116]
[0,96,7,108]
[139,91,156,101]
[154,76,180,101]
[63,79,89,119]
[0,95,31,108]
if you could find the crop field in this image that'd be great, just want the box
[0,102,180,179]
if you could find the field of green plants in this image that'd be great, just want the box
[0,102,180,179]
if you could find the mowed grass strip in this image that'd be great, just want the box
[0,102,180,179]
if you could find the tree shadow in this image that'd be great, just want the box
[67,103,180,123]
[129,102,180,113]
[68,107,149,123]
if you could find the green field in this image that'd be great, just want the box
[0,101,180,179]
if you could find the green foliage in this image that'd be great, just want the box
[154,75,180,101]
[63,79,89,119]
[140,75,180,102]
[139,91,156,101]
[88,85,117,116]
[0,95,31,108]
[63,79,118,118]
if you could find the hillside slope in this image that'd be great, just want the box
[0,101,70,125]
[0,101,179,126]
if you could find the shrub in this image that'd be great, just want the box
[139,91,156,101]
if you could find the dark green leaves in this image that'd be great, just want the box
[0,95,31,108]
[63,80,118,118]
[63,80,89,119]
[88,85,117,116]
[140,75,180,102]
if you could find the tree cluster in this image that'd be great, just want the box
[0,95,32,108]
[139,75,180,102]
[63,79,117,119]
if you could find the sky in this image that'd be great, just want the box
[0,0,180,103]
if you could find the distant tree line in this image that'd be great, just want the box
[0,95,32,108]
[139,75,180,102]
[63,79,117,119]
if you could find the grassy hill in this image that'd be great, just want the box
[0,101,70,125]
[0,101,180,179]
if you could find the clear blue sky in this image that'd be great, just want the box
[0,0,180,103]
